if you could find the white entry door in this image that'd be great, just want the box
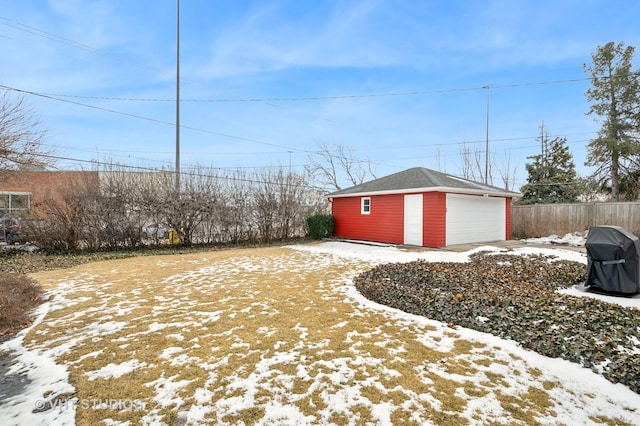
[404,194,423,246]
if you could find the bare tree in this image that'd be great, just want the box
[305,142,376,191]
[172,167,221,245]
[250,166,321,242]
[495,149,519,191]
[0,91,53,171]
[459,142,517,190]
[458,141,478,181]
[458,141,493,184]
[27,171,101,251]
[221,170,258,243]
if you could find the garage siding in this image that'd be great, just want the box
[505,198,512,241]
[331,194,404,244]
[445,194,506,245]
[332,191,509,248]
[423,192,446,247]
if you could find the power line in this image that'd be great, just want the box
[0,83,312,154]
[23,149,555,191]
[46,125,597,160]
[43,142,310,173]
[21,150,326,190]
[0,14,611,178]
[4,11,637,108]
[42,128,596,180]
[1,83,378,171]
[0,14,339,125]
[0,15,213,87]
[58,144,287,157]
[17,70,640,104]
[16,76,596,104]
[385,139,592,165]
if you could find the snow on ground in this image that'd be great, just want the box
[296,240,639,309]
[0,304,76,426]
[522,231,587,247]
[0,241,639,425]
[517,231,640,308]
[295,242,640,424]
[559,283,640,308]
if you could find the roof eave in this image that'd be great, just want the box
[327,186,520,198]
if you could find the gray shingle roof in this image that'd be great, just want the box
[328,167,519,197]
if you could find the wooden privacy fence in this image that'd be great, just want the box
[511,202,640,238]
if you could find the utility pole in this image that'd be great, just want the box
[175,0,181,193]
[483,86,490,185]
[539,121,546,169]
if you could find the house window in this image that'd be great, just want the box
[0,192,31,216]
[361,197,371,215]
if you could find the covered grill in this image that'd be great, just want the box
[585,225,640,294]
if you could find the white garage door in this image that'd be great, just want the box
[446,194,505,246]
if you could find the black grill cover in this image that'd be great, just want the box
[585,226,640,294]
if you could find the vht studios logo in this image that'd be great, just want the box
[34,398,146,412]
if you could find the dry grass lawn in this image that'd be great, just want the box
[23,245,637,425]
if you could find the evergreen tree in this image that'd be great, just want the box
[619,169,640,200]
[583,41,640,201]
[519,125,578,205]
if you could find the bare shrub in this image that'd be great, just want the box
[22,161,330,250]
[0,271,44,340]
[28,171,101,251]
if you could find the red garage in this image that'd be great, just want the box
[328,167,518,248]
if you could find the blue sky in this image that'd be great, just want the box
[2,0,639,189]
